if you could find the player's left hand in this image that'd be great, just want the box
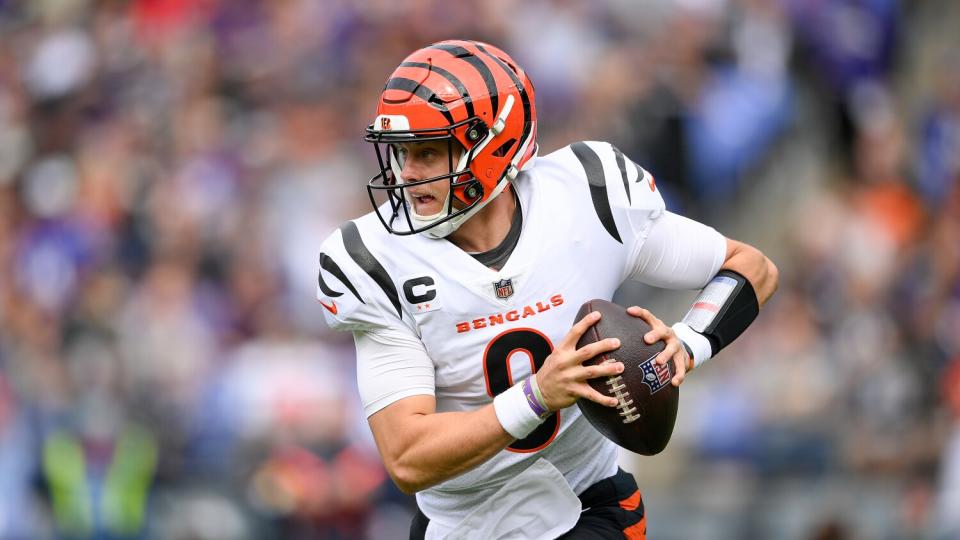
[627,306,690,387]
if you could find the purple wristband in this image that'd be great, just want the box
[523,377,550,418]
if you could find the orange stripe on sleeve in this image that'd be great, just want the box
[619,490,641,511]
[623,516,647,540]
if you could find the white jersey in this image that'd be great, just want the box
[316,141,726,529]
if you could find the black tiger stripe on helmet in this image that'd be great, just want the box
[383,77,455,125]
[399,61,476,119]
[428,41,500,120]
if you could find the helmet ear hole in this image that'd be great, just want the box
[491,138,516,158]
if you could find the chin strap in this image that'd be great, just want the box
[422,178,511,239]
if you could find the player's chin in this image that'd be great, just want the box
[413,203,443,216]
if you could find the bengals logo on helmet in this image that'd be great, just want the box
[380,117,392,130]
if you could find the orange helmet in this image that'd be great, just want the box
[365,39,538,237]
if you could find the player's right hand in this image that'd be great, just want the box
[534,311,624,411]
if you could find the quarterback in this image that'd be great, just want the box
[316,40,778,539]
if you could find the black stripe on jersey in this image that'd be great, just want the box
[611,145,631,205]
[474,43,532,154]
[318,252,364,303]
[340,222,403,319]
[383,77,454,124]
[428,43,498,117]
[400,61,475,119]
[632,161,646,185]
[571,142,623,243]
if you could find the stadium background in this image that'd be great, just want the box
[0,0,958,538]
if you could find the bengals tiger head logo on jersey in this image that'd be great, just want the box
[365,39,538,239]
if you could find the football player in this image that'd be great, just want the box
[317,40,778,539]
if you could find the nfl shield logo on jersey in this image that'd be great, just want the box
[493,278,514,299]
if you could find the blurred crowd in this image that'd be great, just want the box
[0,0,957,539]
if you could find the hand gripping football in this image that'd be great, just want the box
[575,299,679,455]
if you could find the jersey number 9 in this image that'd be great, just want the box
[483,328,561,452]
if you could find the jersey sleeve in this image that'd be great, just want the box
[628,210,727,289]
[566,141,666,276]
[318,227,436,417]
[316,227,407,333]
[354,327,435,418]
[565,141,726,288]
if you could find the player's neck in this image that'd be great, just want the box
[448,186,517,254]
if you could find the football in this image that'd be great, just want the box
[575,299,679,455]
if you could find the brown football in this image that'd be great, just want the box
[575,299,679,455]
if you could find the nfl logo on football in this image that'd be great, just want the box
[640,354,671,394]
[493,279,514,299]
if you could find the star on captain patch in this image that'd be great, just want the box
[493,278,514,299]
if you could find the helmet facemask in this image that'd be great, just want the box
[366,115,506,238]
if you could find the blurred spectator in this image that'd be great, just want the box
[0,373,49,538]
[915,53,960,208]
[936,358,960,538]
[786,0,901,163]
[0,0,955,538]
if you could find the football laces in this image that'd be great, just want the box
[603,359,640,424]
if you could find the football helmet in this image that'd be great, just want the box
[365,39,538,238]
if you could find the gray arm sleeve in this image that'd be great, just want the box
[628,211,727,289]
[354,328,435,418]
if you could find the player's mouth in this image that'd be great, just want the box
[409,192,443,214]
[414,194,435,205]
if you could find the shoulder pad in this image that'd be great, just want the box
[565,141,665,243]
[317,221,406,332]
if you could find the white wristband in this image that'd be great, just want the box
[493,379,546,439]
[672,322,713,369]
